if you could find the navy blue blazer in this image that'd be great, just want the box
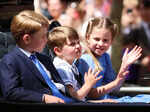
[0,46,63,103]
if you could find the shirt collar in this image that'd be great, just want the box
[54,56,71,67]
[19,47,32,58]
[54,56,79,75]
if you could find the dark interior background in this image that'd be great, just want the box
[0,0,33,32]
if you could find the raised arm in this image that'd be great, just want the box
[118,45,142,81]
[87,45,142,98]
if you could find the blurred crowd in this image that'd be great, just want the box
[34,0,112,36]
[121,0,150,85]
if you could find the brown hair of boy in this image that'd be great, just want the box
[11,10,49,43]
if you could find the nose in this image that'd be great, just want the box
[98,40,104,46]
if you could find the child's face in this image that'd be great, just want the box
[28,27,48,53]
[60,38,82,64]
[87,28,112,56]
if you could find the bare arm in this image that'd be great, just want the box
[88,45,142,98]
[117,45,142,85]
[87,71,129,98]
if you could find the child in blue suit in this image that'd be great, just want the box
[0,10,66,103]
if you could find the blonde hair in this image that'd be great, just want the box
[85,17,118,40]
[11,10,49,43]
[82,17,118,72]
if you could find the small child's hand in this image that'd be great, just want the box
[44,94,65,104]
[117,45,142,83]
[84,68,102,87]
[122,45,142,68]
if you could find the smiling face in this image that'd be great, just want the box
[87,28,112,56]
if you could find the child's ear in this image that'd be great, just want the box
[23,34,31,44]
[53,47,62,56]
